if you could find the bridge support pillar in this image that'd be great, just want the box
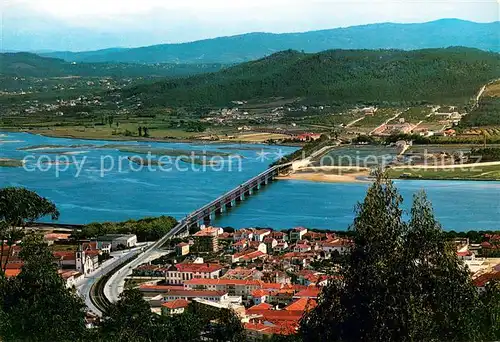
[236,194,244,202]
[215,204,224,215]
[225,200,234,210]
[203,217,211,226]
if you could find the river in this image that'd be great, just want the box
[1,132,499,231]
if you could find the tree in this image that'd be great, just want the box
[204,308,246,342]
[143,127,149,137]
[477,281,500,340]
[0,234,87,341]
[100,288,205,342]
[0,187,59,274]
[160,309,205,342]
[138,126,143,137]
[99,288,158,342]
[300,172,484,342]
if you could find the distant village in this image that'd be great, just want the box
[3,225,499,339]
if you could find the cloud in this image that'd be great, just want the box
[2,0,499,50]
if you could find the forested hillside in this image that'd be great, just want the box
[43,19,500,64]
[461,80,500,127]
[121,47,500,107]
[0,53,227,78]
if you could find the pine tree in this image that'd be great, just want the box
[0,234,87,341]
[300,172,486,341]
[0,187,59,275]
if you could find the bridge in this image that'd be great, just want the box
[89,162,292,315]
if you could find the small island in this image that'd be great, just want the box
[128,156,164,166]
[0,158,24,168]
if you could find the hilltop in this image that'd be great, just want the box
[42,19,500,64]
[120,47,500,107]
[0,53,227,78]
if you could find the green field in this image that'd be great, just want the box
[387,164,500,181]
[352,108,402,128]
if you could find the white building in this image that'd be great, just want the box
[97,234,137,251]
[290,227,307,242]
[165,263,223,285]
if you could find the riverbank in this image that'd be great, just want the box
[387,164,500,181]
[0,128,302,148]
[277,170,371,183]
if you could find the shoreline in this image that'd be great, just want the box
[277,171,371,183]
[0,129,303,148]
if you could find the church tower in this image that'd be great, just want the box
[75,244,86,274]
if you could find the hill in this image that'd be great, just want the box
[0,53,227,78]
[42,19,500,64]
[119,47,500,108]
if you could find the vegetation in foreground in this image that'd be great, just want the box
[1,176,500,341]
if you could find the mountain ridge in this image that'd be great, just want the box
[118,47,500,107]
[0,52,227,78]
[40,19,500,64]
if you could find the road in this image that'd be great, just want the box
[76,244,149,316]
[369,110,405,136]
[90,162,293,311]
[103,248,170,303]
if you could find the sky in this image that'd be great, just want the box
[1,0,499,51]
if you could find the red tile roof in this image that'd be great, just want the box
[322,238,353,248]
[241,251,266,261]
[248,309,303,322]
[293,287,322,299]
[285,297,317,312]
[473,271,500,287]
[5,269,21,278]
[82,242,98,251]
[162,299,190,309]
[247,302,273,312]
[164,289,228,298]
[139,284,185,292]
[184,278,262,286]
[251,289,268,298]
[282,252,315,259]
[4,262,23,269]
[261,282,282,290]
[271,231,286,238]
[171,263,223,273]
[244,322,297,336]
[86,250,100,257]
[53,251,76,260]
[194,229,217,237]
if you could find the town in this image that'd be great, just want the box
[3,223,500,339]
